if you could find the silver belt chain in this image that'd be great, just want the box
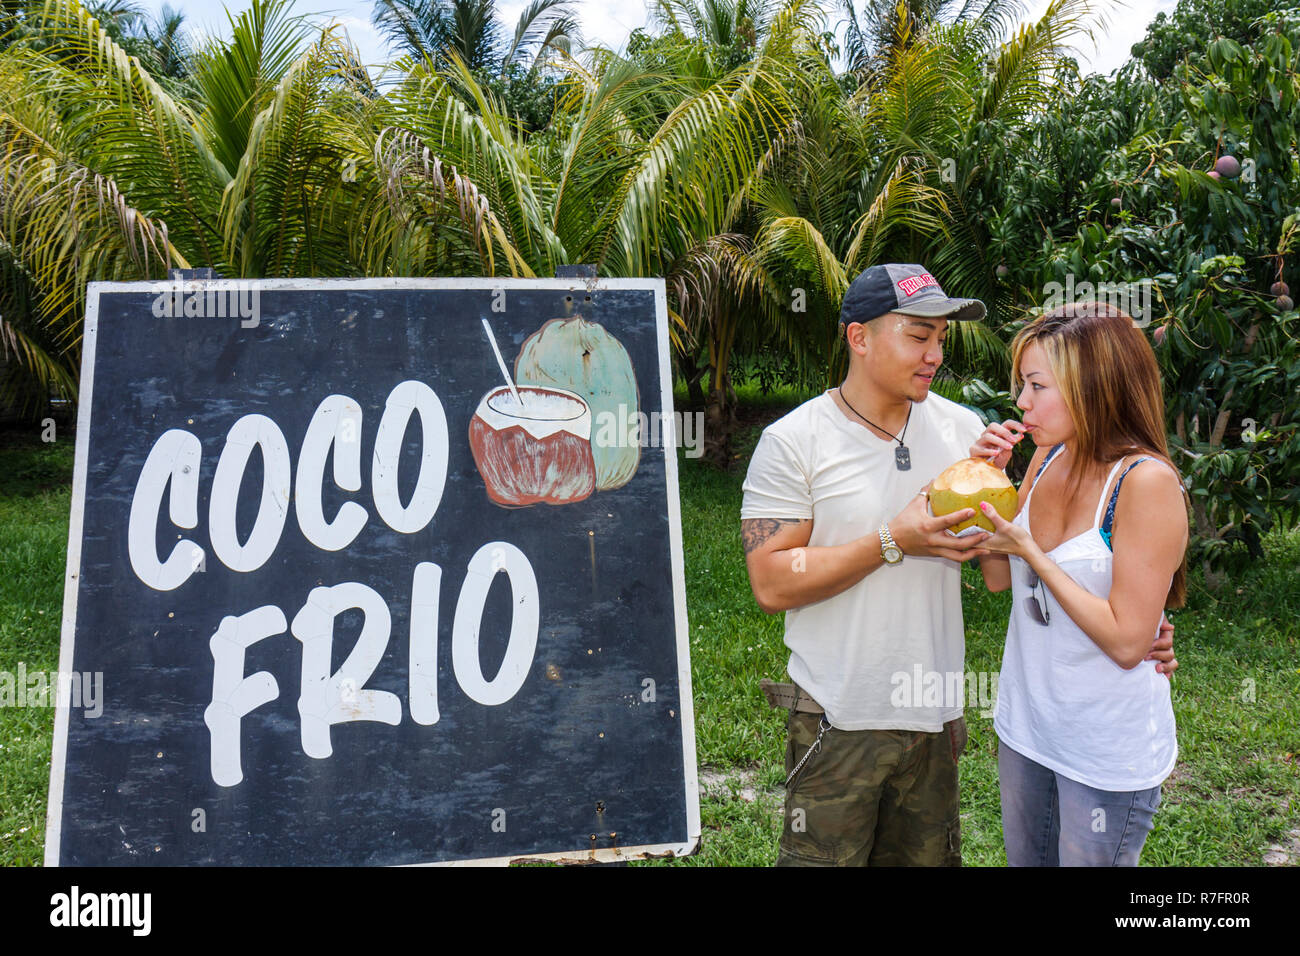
[784,715,831,790]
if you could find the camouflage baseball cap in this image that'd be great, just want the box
[840,264,986,326]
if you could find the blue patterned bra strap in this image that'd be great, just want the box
[1031,443,1066,486]
[1098,457,1154,551]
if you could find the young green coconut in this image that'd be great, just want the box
[929,458,1019,535]
[514,316,641,491]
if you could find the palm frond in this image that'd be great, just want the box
[501,0,578,72]
[193,0,317,178]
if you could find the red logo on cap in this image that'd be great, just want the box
[898,273,938,297]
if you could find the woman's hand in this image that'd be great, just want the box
[970,420,1032,470]
[970,501,1036,560]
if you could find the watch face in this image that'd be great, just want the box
[884,545,902,564]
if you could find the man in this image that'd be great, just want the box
[740,264,1175,866]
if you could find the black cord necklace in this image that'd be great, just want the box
[838,386,912,471]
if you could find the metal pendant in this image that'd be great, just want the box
[895,445,911,471]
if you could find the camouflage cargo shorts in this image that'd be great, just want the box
[776,710,968,867]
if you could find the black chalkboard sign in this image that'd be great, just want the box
[46,278,699,865]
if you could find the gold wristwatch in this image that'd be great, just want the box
[878,524,903,564]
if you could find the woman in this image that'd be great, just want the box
[967,301,1190,866]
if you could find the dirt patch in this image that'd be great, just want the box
[699,766,780,804]
[1262,828,1300,865]
[1161,762,1197,794]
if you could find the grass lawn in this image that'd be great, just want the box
[0,425,74,867]
[2,394,1298,867]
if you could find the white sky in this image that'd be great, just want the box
[139,0,1179,75]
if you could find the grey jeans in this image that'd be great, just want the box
[998,739,1162,866]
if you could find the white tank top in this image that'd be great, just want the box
[992,446,1178,791]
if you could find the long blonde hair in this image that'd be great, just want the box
[1010,301,1189,608]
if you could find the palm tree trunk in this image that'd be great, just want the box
[703,370,738,468]
[701,304,742,467]
[676,352,708,410]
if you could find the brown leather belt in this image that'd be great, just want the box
[759,679,825,714]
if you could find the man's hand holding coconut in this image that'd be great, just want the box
[885,484,991,563]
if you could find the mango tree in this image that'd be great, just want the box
[988,12,1300,585]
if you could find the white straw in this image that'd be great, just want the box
[481,317,523,409]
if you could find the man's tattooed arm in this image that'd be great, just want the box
[742,518,811,554]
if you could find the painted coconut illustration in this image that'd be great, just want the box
[469,385,596,507]
[929,457,1019,536]
[514,316,640,491]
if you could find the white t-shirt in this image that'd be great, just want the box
[741,389,986,731]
